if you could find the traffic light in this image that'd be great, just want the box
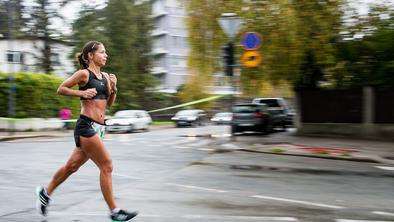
[222,42,234,76]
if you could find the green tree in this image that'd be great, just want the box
[334,6,394,88]
[184,0,343,95]
[0,0,27,37]
[71,0,154,110]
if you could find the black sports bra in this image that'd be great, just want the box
[79,69,109,100]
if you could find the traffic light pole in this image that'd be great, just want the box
[223,41,236,140]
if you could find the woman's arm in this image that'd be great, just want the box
[105,73,117,107]
[57,70,96,98]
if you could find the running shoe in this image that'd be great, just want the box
[110,209,138,221]
[36,186,50,216]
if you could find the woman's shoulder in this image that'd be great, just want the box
[73,69,90,78]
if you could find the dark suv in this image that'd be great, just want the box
[252,97,291,129]
[231,103,274,134]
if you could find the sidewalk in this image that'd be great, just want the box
[209,130,394,165]
[0,124,174,142]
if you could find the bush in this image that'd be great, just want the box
[0,73,80,118]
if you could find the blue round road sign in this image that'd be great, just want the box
[241,32,262,50]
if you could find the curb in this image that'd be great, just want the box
[237,148,382,163]
[0,135,58,142]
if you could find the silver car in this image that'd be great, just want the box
[106,110,152,133]
[211,112,233,125]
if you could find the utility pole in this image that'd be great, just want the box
[7,1,16,134]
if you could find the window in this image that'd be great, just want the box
[6,51,24,63]
[51,53,60,65]
[171,36,188,48]
[153,0,166,15]
[169,56,186,67]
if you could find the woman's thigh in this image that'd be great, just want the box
[66,148,89,168]
[79,135,112,168]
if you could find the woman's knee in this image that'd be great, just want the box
[100,159,113,174]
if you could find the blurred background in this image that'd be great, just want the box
[0,0,394,137]
[1,1,394,222]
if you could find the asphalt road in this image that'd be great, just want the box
[0,125,393,222]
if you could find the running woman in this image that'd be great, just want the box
[36,41,138,221]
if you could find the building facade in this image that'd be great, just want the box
[151,0,189,93]
[0,38,74,79]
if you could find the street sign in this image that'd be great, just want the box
[218,14,242,40]
[241,32,262,50]
[241,51,262,68]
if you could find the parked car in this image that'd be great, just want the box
[252,97,292,129]
[231,103,274,134]
[211,112,233,125]
[171,109,207,127]
[105,110,152,133]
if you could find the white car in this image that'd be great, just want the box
[105,110,152,133]
[210,112,232,125]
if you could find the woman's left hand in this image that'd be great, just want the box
[109,73,117,89]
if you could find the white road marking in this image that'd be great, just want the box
[112,173,142,180]
[166,183,229,193]
[48,212,297,220]
[181,214,298,221]
[221,143,241,149]
[198,148,215,151]
[375,166,394,171]
[250,195,345,209]
[211,133,232,138]
[372,211,394,217]
[336,220,394,222]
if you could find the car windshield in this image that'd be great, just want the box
[176,110,199,116]
[233,105,261,113]
[257,99,280,107]
[114,111,138,118]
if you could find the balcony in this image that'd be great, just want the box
[150,11,168,19]
[152,48,169,55]
[151,67,168,75]
[151,30,168,37]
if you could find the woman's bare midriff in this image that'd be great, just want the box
[80,99,107,124]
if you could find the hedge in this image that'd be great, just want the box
[0,73,80,118]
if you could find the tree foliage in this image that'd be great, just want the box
[0,0,27,38]
[184,0,343,95]
[334,6,394,88]
[71,0,155,111]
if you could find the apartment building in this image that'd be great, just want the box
[151,0,189,93]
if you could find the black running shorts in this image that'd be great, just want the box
[74,115,105,148]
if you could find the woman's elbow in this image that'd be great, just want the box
[57,87,64,95]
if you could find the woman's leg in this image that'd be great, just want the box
[47,148,89,195]
[80,135,117,210]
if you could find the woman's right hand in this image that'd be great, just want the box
[81,88,97,99]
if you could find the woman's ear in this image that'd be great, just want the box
[88,52,94,60]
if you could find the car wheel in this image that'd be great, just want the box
[127,124,134,133]
[231,125,238,134]
[281,122,287,131]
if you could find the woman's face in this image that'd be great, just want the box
[90,44,108,67]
